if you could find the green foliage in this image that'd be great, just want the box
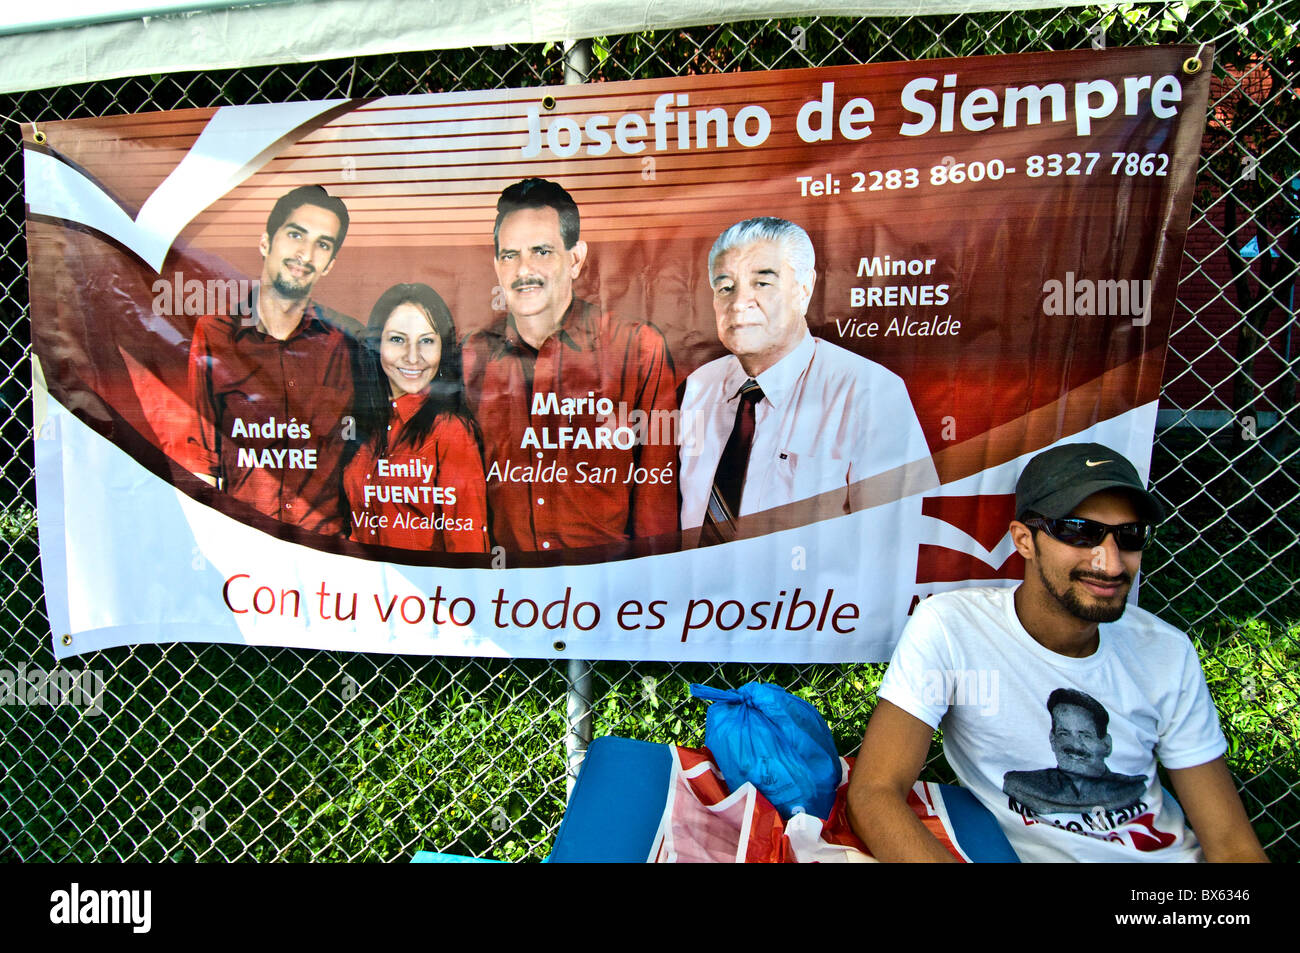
[1094,0,1196,37]
[0,503,35,545]
[1195,618,1300,849]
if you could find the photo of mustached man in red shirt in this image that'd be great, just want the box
[183,185,356,536]
[462,178,679,555]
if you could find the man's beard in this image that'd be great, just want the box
[271,263,313,299]
[1037,559,1131,624]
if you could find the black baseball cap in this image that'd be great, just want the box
[1015,442,1166,523]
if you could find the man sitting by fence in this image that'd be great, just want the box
[847,443,1269,862]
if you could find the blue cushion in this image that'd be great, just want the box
[935,782,1020,862]
[548,737,673,863]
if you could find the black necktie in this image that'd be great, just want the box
[708,378,764,529]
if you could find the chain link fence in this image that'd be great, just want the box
[1,2,1296,861]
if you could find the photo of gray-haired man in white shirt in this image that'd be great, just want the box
[678,216,937,543]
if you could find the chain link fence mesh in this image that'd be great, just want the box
[0,2,1296,861]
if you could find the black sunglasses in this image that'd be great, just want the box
[1022,516,1155,552]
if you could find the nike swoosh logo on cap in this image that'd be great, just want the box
[1085,459,1113,467]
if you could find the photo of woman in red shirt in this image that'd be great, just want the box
[344,283,489,553]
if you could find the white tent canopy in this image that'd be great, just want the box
[1,0,1105,94]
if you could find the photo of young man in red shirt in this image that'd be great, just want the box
[183,185,356,536]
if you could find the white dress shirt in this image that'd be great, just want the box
[679,331,937,530]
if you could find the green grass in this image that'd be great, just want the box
[0,646,575,861]
[1195,618,1300,853]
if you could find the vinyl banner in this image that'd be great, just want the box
[25,46,1210,662]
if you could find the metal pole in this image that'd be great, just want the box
[563,37,591,86]
[565,657,593,798]
[562,37,594,800]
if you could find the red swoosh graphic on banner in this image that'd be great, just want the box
[916,545,1025,584]
[923,494,1018,551]
[916,493,1024,584]
[914,354,1157,584]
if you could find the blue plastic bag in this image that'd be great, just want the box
[689,681,840,820]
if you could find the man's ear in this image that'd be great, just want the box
[796,270,817,316]
[1010,520,1037,560]
[568,240,589,279]
[319,252,336,279]
[258,232,270,258]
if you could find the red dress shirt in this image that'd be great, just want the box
[182,307,354,535]
[343,393,489,552]
[462,298,679,553]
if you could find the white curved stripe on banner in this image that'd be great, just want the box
[23,101,346,271]
[37,374,1157,663]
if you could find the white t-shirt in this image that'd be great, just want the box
[879,587,1227,862]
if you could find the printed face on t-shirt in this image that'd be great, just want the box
[1049,703,1112,777]
[379,303,442,399]
[710,239,812,377]
[258,203,342,300]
